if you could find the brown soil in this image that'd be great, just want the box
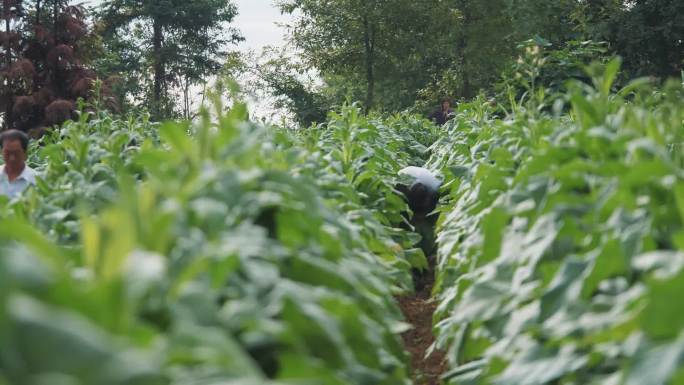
[397,260,447,385]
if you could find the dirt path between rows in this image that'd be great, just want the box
[397,260,447,385]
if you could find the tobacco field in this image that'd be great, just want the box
[2,60,684,385]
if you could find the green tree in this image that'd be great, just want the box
[416,0,589,109]
[99,0,242,119]
[280,0,682,114]
[505,0,579,43]
[245,48,331,126]
[413,0,516,108]
[574,0,684,80]
[453,0,513,98]
[279,0,458,112]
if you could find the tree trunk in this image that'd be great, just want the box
[3,0,9,69]
[152,17,164,118]
[36,0,41,24]
[51,0,67,97]
[3,0,12,129]
[362,15,375,112]
[183,76,190,120]
[52,0,59,34]
[457,1,471,98]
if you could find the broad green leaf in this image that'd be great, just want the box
[481,207,509,265]
[641,270,684,340]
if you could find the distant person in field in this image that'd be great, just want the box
[0,129,36,199]
[429,97,455,126]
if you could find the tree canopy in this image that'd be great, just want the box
[1,0,101,133]
[99,0,243,118]
[279,0,459,112]
[2,0,683,127]
[277,0,683,115]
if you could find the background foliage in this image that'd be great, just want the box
[0,1,103,134]
[280,0,682,117]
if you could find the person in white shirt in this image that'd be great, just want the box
[0,129,36,199]
[398,166,441,216]
[396,166,442,257]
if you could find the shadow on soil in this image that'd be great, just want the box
[396,211,447,385]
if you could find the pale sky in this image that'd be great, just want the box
[232,0,290,52]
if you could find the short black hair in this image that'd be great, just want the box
[0,129,29,152]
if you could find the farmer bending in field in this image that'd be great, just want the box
[397,166,442,256]
[0,130,36,199]
[429,97,455,126]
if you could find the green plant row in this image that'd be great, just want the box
[0,98,436,384]
[428,60,684,384]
